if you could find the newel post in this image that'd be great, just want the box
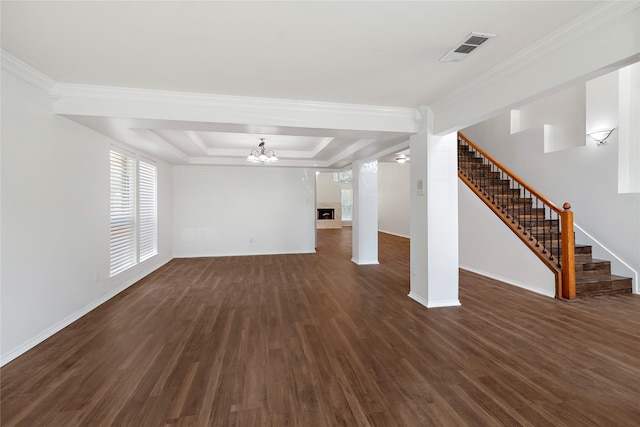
[560,203,576,299]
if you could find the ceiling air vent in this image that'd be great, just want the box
[440,32,495,62]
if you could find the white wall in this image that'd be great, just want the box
[378,162,410,238]
[173,166,315,257]
[1,70,173,365]
[459,182,556,297]
[316,172,342,229]
[463,84,639,292]
[618,62,640,193]
[316,172,340,204]
[514,84,585,153]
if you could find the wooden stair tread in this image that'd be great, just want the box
[575,258,610,265]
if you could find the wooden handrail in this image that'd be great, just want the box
[458,132,563,215]
[458,132,576,300]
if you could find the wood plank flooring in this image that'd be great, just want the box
[2,228,640,426]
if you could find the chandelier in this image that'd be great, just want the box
[247,138,278,164]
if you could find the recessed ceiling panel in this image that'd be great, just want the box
[195,132,327,152]
[149,129,336,160]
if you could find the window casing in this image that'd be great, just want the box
[109,150,157,277]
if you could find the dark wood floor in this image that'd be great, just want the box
[2,229,640,426]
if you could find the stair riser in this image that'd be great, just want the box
[576,278,633,297]
[493,200,533,208]
[493,195,533,201]
[530,233,560,241]
[463,169,503,179]
[513,213,547,221]
[467,179,513,186]
[507,208,546,215]
[522,220,559,228]
[482,188,521,195]
[575,261,611,276]
[527,227,560,234]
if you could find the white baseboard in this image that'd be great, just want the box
[378,230,410,239]
[426,299,462,308]
[408,291,428,308]
[173,249,316,258]
[459,265,555,298]
[408,291,461,308]
[351,258,379,265]
[1,256,172,367]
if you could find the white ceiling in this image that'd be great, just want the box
[1,1,605,168]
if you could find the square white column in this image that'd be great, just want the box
[351,160,379,265]
[409,107,460,308]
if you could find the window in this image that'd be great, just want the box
[110,151,136,276]
[333,170,352,184]
[110,150,157,277]
[138,160,157,262]
[341,188,353,221]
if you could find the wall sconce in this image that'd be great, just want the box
[587,128,615,145]
[396,155,409,164]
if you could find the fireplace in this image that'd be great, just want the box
[317,208,335,220]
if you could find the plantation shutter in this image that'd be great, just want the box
[138,160,157,262]
[110,151,136,276]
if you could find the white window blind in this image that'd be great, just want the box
[138,160,157,262]
[110,151,136,276]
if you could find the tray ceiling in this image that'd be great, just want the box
[1,1,608,167]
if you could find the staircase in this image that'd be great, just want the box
[574,244,632,296]
[457,132,632,298]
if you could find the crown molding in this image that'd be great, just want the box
[0,49,417,132]
[0,49,56,92]
[51,82,417,117]
[51,82,418,132]
[184,134,334,159]
[188,156,329,168]
[431,1,640,114]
